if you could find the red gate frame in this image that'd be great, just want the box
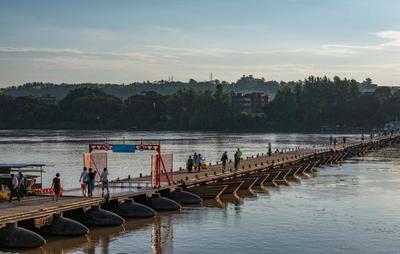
[88,143,173,188]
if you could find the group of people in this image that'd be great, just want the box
[221,148,243,170]
[329,136,347,146]
[9,172,26,202]
[186,148,243,172]
[9,171,62,202]
[186,152,205,172]
[79,167,109,197]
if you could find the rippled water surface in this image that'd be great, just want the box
[1,130,400,254]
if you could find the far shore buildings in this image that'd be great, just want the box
[360,83,400,94]
[231,92,268,117]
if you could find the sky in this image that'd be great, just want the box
[1,0,400,87]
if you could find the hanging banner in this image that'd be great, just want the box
[111,144,136,153]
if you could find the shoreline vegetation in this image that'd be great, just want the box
[0,75,398,132]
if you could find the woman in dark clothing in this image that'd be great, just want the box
[52,173,61,201]
[88,168,96,197]
[221,152,228,170]
[186,156,194,172]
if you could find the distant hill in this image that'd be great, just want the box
[0,76,280,100]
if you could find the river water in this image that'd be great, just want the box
[1,130,400,254]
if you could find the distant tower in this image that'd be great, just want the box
[210,72,213,82]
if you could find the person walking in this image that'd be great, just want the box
[79,167,88,197]
[17,172,26,198]
[87,168,96,197]
[196,154,203,171]
[343,136,346,144]
[100,168,109,197]
[9,174,20,202]
[221,151,228,170]
[51,173,62,202]
[234,148,242,170]
[268,143,272,156]
[193,152,198,171]
[186,156,194,172]
[329,136,333,145]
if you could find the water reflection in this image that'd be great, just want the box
[151,216,173,254]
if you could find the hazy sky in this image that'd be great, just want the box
[1,0,400,87]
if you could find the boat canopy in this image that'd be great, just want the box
[0,163,46,169]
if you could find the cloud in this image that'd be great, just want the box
[0,47,85,54]
[316,30,400,56]
[373,30,400,47]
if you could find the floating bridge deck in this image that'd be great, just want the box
[0,135,398,248]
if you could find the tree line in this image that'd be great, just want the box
[0,75,280,100]
[0,76,398,131]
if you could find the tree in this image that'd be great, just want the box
[58,87,123,127]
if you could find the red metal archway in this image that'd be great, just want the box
[85,142,173,188]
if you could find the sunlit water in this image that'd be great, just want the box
[1,130,399,254]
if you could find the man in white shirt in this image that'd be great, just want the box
[100,168,109,197]
[9,174,21,202]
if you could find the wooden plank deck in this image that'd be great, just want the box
[0,196,102,224]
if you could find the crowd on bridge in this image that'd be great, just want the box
[186,148,244,172]
[78,167,110,198]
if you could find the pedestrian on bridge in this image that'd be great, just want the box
[221,151,228,169]
[196,154,203,171]
[343,137,346,144]
[330,136,333,145]
[18,172,26,198]
[51,173,62,202]
[193,152,199,171]
[9,173,20,202]
[186,156,194,172]
[87,168,96,197]
[234,148,242,170]
[100,168,109,197]
[268,143,272,156]
[79,167,88,197]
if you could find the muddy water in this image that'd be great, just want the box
[1,131,400,253]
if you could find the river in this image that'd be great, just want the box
[1,130,400,254]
